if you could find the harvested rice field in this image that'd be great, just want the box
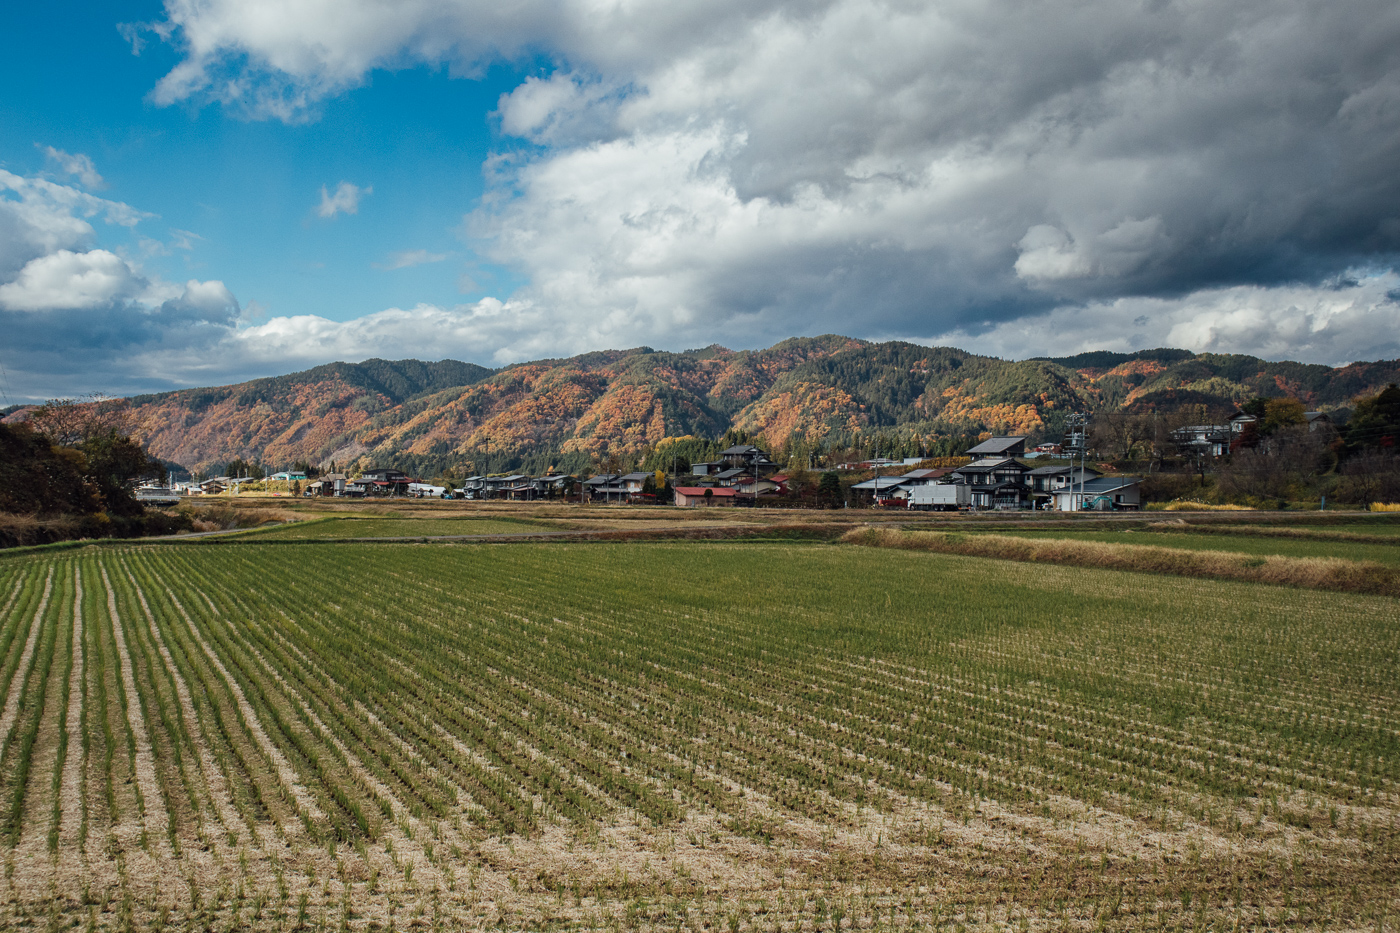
[239,515,560,540]
[0,537,1395,931]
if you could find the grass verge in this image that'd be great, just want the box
[840,525,1400,597]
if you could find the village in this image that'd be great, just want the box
[161,435,1151,512]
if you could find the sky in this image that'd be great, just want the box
[2,0,1399,402]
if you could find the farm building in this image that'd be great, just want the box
[1051,476,1142,511]
[674,486,737,507]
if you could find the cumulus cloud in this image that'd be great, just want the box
[376,249,447,270]
[9,0,1397,399]
[316,181,370,218]
[926,271,1400,365]
[0,166,239,398]
[39,146,105,189]
[139,0,1400,362]
[0,169,149,278]
[0,249,147,311]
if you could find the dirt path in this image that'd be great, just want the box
[56,566,86,857]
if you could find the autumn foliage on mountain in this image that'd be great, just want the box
[5,338,1399,476]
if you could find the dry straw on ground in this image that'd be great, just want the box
[840,525,1400,596]
[1164,500,1254,511]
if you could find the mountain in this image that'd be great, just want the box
[8,340,1399,475]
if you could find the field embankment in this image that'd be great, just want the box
[841,525,1400,596]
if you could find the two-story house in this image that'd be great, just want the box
[949,457,1031,509]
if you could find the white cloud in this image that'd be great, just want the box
[376,249,447,270]
[316,181,370,218]
[0,169,150,277]
[926,271,1400,365]
[39,146,105,189]
[145,0,1400,356]
[4,0,1394,400]
[0,249,143,311]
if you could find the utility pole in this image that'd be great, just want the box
[1065,413,1089,511]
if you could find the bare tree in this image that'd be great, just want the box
[1217,424,1333,501]
[29,395,131,447]
[1090,412,1153,461]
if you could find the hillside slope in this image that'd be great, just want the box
[10,340,1398,474]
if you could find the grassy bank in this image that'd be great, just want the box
[841,525,1400,596]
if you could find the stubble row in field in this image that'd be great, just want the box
[0,540,1394,930]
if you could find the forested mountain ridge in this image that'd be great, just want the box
[7,339,1398,475]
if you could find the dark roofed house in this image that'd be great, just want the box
[950,457,1031,509]
[964,436,1028,457]
[583,474,629,503]
[713,468,749,486]
[1304,411,1332,431]
[532,474,574,497]
[718,444,778,475]
[849,475,910,501]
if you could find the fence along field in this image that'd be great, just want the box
[0,542,1394,931]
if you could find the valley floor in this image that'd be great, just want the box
[0,508,1395,930]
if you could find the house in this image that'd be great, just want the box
[484,475,527,497]
[619,472,653,494]
[307,472,347,496]
[894,467,957,487]
[949,457,1031,509]
[965,436,1028,457]
[1025,465,1102,505]
[1304,411,1332,432]
[674,486,737,507]
[501,477,537,500]
[1227,412,1257,435]
[849,475,911,501]
[1051,476,1141,511]
[359,468,415,496]
[583,474,630,503]
[734,477,783,498]
[712,468,750,486]
[718,444,778,475]
[361,468,411,483]
[690,461,725,476]
[1171,424,1231,457]
[532,474,574,497]
[270,470,308,481]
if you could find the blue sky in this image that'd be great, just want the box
[2,0,1399,401]
[0,0,530,326]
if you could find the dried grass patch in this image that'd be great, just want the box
[1146,520,1400,545]
[1372,502,1400,512]
[841,526,1400,596]
[1164,501,1255,511]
